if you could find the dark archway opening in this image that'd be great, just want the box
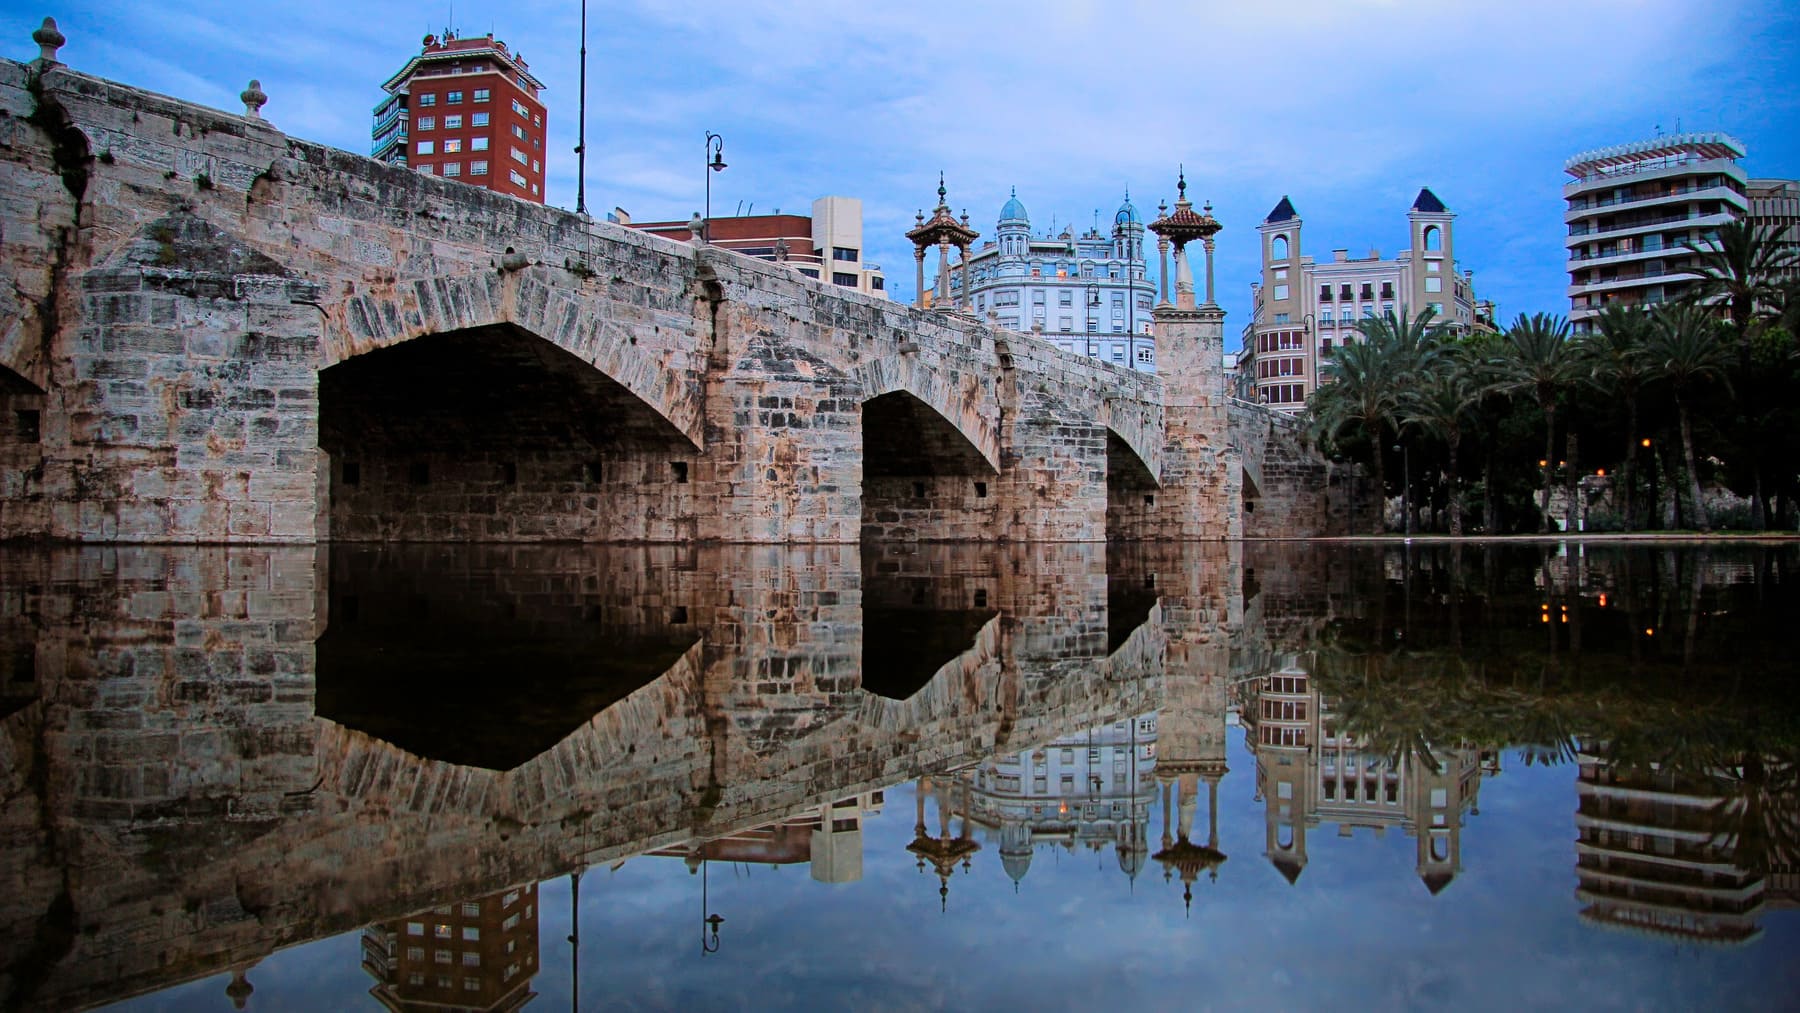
[0,367,45,537]
[860,548,996,700]
[315,545,700,770]
[318,324,697,542]
[1105,430,1160,540]
[861,391,998,542]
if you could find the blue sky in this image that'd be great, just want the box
[7,1,1800,334]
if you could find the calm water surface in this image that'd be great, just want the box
[1,541,1796,1011]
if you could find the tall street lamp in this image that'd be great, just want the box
[574,0,588,216]
[1394,442,1413,536]
[1115,200,1137,370]
[703,132,727,244]
[1086,283,1100,357]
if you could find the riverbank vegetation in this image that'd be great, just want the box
[1306,222,1800,534]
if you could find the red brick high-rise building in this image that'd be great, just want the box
[373,30,548,204]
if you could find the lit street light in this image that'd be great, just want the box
[703,132,727,244]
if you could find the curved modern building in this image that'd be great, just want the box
[1563,133,1749,332]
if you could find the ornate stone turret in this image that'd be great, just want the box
[906,173,980,311]
[1147,167,1239,539]
[1146,168,1222,309]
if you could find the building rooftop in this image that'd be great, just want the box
[1411,187,1448,213]
[1264,196,1299,224]
[1564,132,1745,179]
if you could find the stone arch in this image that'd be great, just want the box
[1100,399,1162,484]
[1271,234,1290,261]
[322,265,702,450]
[856,616,1002,732]
[857,356,1000,474]
[1422,225,1443,252]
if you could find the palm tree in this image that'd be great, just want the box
[1311,307,1445,533]
[1490,313,1581,532]
[1649,304,1732,531]
[1400,351,1482,536]
[1680,220,1799,341]
[1586,305,1656,529]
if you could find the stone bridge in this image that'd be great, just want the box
[0,52,1360,545]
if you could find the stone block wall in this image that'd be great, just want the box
[0,56,1257,546]
[1232,402,1378,538]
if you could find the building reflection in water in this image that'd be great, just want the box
[953,710,1159,892]
[361,884,539,1012]
[647,793,885,885]
[1574,745,1787,945]
[1240,660,1494,894]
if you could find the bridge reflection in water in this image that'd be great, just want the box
[0,542,1795,1009]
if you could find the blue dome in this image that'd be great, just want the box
[998,187,1029,225]
[1116,190,1140,225]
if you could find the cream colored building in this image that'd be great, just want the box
[1234,190,1480,412]
[620,195,887,298]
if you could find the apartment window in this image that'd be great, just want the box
[513,124,527,140]
[1274,313,1290,324]
[416,140,435,155]
[800,268,820,278]
[444,139,461,153]
[472,137,489,151]
[1058,291,1072,306]
[463,952,481,967]
[1319,284,1333,300]
[471,160,488,175]
[416,115,435,131]
[1425,276,1442,293]
[1340,284,1353,300]
[1320,308,1333,322]
[532,159,539,172]
[1273,285,1289,299]
[464,979,481,992]
[474,88,490,102]
[512,99,530,116]
[1382,302,1394,315]
[833,246,859,262]
[417,93,436,107]
[1059,316,1073,330]
[871,277,884,290]
[1112,348,1125,360]
[407,946,425,962]
[443,115,461,130]
[1362,305,1374,318]
[832,272,857,287]
[447,90,463,104]
[1032,290,1047,303]
[442,162,460,177]
[511,147,527,164]
[472,112,489,127]
[417,163,434,174]
[463,927,480,942]
[510,170,527,186]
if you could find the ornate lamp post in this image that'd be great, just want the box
[906,174,979,310]
[702,132,727,244]
[1146,168,1222,311]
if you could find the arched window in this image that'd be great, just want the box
[1423,225,1442,252]
[1271,234,1289,261]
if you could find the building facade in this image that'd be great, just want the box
[1748,177,1800,281]
[1234,190,1480,411]
[1563,133,1749,332]
[361,884,539,1012]
[373,30,548,204]
[621,197,887,298]
[934,191,1158,372]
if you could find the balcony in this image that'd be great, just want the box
[1566,208,1729,240]
[1565,184,1747,222]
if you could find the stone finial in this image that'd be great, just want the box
[240,79,267,119]
[688,212,705,244]
[33,16,65,64]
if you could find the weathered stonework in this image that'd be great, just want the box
[0,56,1357,544]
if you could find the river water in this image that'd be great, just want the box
[1,541,1795,1010]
